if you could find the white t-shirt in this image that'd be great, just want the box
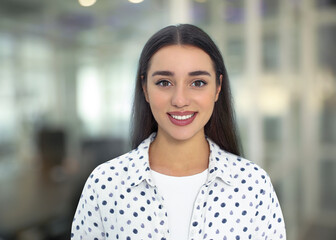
[151,169,208,240]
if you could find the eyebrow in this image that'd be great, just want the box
[188,70,211,77]
[151,70,211,77]
[151,71,174,77]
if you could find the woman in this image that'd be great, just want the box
[71,24,286,240]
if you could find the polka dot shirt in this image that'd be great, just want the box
[71,133,286,240]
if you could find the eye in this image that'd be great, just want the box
[191,80,207,87]
[156,80,172,87]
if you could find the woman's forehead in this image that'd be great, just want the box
[148,45,215,74]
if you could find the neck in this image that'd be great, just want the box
[149,130,209,176]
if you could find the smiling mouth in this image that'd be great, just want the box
[169,113,195,120]
[167,112,197,126]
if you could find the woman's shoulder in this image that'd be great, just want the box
[94,150,132,172]
[84,151,132,185]
[228,152,270,183]
[208,139,272,186]
[225,151,268,176]
[214,149,277,203]
[86,137,152,187]
[90,146,147,176]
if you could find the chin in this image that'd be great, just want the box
[162,128,205,142]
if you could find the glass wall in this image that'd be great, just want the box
[0,0,335,239]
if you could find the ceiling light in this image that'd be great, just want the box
[128,0,144,3]
[78,0,97,7]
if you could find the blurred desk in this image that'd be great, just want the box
[0,163,77,239]
[0,136,127,239]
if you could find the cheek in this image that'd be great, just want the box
[194,90,218,108]
[147,89,168,111]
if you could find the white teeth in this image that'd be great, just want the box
[170,113,194,120]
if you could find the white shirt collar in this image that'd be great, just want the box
[127,132,236,188]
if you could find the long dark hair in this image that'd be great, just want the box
[130,24,242,156]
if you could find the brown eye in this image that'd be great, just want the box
[156,80,172,87]
[191,80,207,87]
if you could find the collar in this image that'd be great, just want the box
[127,133,236,188]
[206,137,236,186]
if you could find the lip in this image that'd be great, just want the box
[167,111,197,126]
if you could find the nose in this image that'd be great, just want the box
[171,85,190,108]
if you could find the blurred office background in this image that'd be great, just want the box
[0,0,335,239]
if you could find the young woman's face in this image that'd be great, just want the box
[143,45,221,142]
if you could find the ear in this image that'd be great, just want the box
[215,74,222,102]
[141,76,149,102]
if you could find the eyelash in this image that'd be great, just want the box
[155,80,172,87]
[155,79,207,87]
[191,80,207,87]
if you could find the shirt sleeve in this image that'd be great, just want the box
[256,173,286,240]
[71,172,106,240]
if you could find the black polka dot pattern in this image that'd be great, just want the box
[71,133,286,239]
